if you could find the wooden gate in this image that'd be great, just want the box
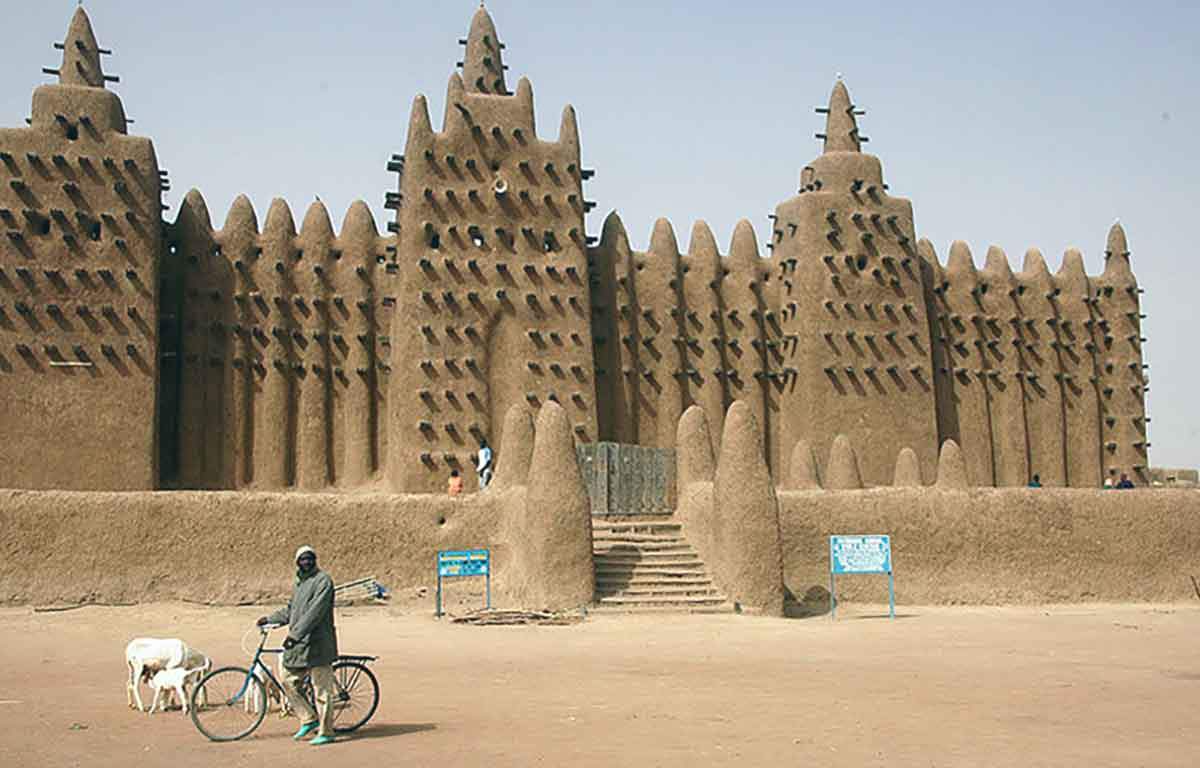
[576,442,675,516]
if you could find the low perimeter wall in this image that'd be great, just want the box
[0,403,596,609]
[780,488,1200,606]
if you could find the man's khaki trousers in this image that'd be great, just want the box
[281,664,336,737]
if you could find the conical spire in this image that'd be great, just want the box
[729,219,760,265]
[1106,221,1129,258]
[820,79,861,154]
[1102,221,1135,281]
[599,211,630,252]
[557,105,580,154]
[1021,248,1051,279]
[982,245,1015,283]
[341,199,378,239]
[688,220,719,260]
[58,7,108,88]
[462,5,508,95]
[1055,247,1089,293]
[222,194,259,236]
[649,218,679,257]
[946,241,977,279]
[407,94,434,146]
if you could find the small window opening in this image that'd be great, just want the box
[65,124,79,141]
[542,232,555,252]
[87,221,101,241]
[34,215,51,236]
[856,255,867,271]
[429,233,441,249]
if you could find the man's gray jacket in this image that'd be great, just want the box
[267,568,339,668]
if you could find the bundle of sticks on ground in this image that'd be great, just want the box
[450,609,585,626]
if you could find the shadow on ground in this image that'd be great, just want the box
[346,722,437,741]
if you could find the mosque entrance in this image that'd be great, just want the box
[576,442,674,516]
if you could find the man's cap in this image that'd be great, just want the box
[295,545,317,562]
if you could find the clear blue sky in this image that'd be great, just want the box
[4,1,1197,469]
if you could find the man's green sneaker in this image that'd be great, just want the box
[293,722,319,740]
[310,734,336,746]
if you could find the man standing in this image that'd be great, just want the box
[257,546,339,746]
[476,438,493,491]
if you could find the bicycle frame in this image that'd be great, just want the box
[227,626,286,707]
[225,626,381,708]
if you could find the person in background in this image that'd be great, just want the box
[447,469,464,496]
[1028,474,1042,488]
[1116,473,1136,489]
[1103,476,1115,489]
[476,439,493,490]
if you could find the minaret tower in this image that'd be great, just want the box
[1091,222,1149,485]
[0,7,164,490]
[386,6,599,492]
[771,79,938,485]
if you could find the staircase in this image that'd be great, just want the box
[591,519,733,613]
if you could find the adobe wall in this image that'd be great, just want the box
[164,192,392,490]
[778,488,1200,606]
[0,401,594,611]
[590,215,777,463]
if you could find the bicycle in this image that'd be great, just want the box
[189,624,380,742]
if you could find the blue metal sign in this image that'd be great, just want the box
[830,535,892,575]
[438,549,490,577]
[829,535,895,619]
[436,549,491,617]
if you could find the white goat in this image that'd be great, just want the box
[125,638,209,712]
[148,660,209,715]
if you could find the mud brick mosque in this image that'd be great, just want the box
[0,6,1149,495]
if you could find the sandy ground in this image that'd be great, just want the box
[0,601,1197,768]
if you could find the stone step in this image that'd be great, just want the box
[588,603,735,615]
[597,552,705,564]
[595,556,705,571]
[592,523,682,535]
[596,584,723,598]
[595,574,714,586]
[593,542,693,553]
[592,532,687,543]
[596,594,730,608]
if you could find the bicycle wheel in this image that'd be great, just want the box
[327,660,380,733]
[190,666,267,742]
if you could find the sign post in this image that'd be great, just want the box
[436,549,491,617]
[829,535,894,620]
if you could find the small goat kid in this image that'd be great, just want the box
[125,638,210,712]
[148,661,209,715]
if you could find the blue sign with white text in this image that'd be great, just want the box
[436,549,492,616]
[830,535,892,575]
[438,549,490,577]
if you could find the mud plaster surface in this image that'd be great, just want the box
[780,488,1200,606]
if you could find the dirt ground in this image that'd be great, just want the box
[1,601,1197,768]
